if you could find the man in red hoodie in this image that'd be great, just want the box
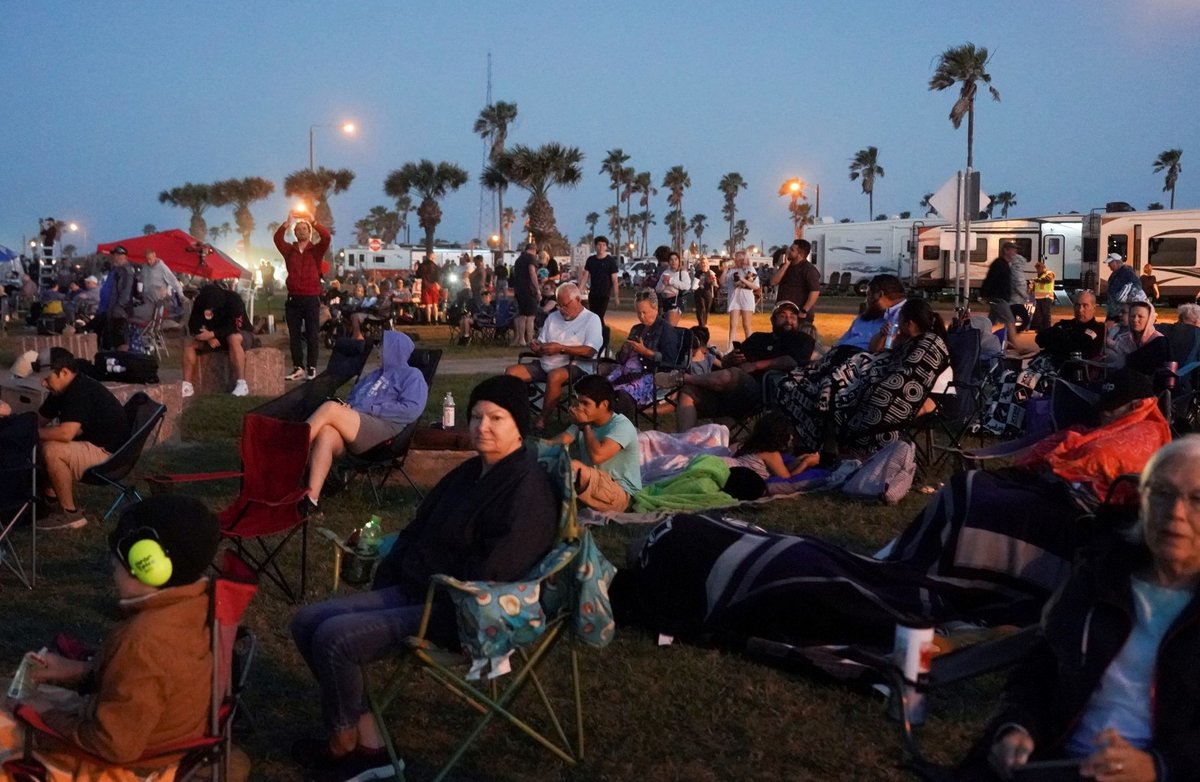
[274,211,331,380]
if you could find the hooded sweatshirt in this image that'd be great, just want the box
[345,330,428,424]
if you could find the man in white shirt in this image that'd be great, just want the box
[506,282,603,429]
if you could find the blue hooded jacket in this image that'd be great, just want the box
[346,331,428,424]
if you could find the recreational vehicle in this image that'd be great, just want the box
[1091,208,1200,303]
[805,219,942,296]
[913,215,1083,292]
[338,245,519,278]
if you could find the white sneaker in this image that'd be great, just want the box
[232,379,249,397]
[286,366,306,381]
[181,380,195,398]
[306,367,317,380]
[37,509,88,531]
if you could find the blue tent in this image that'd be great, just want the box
[0,244,17,262]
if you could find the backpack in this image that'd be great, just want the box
[980,258,1011,301]
[842,439,916,504]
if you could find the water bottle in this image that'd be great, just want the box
[1068,351,1085,383]
[358,515,382,556]
[442,392,455,428]
[884,322,897,350]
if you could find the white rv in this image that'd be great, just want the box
[913,215,1083,292]
[805,219,942,296]
[338,245,519,278]
[1091,208,1200,303]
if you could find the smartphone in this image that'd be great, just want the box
[732,341,743,351]
[1010,759,1082,781]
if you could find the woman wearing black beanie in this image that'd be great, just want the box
[290,375,558,778]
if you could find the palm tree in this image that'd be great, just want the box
[929,42,1001,171]
[356,206,402,245]
[662,165,691,251]
[266,221,281,236]
[639,211,656,258]
[584,211,600,242]
[920,192,937,217]
[474,100,519,233]
[142,224,157,235]
[789,201,814,236]
[210,176,275,254]
[991,190,1018,218]
[600,149,631,253]
[383,160,469,256]
[848,146,884,220]
[480,162,511,248]
[690,214,708,253]
[730,219,749,253]
[473,100,519,162]
[1153,149,1183,209]
[158,182,214,240]
[503,143,585,251]
[282,167,356,237]
[63,244,77,258]
[501,206,516,250]
[718,172,748,251]
[633,171,656,251]
[604,205,621,237]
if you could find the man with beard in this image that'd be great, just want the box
[831,274,907,361]
[675,301,815,432]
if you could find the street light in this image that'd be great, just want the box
[69,222,88,253]
[779,177,821,238]
[309,121,356,171]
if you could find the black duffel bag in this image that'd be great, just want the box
[94,350,159,384]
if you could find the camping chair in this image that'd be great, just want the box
[368,445,616,782]
[218,413,311,602]
[473,297,517,344]
[906,327,986,476]
[340,348,442,505]
[632,326,693,430]
[8,550,259,782]
[0,412,38,588]
[131,301,170,359]
[80,392,166,521]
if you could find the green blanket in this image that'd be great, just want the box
[632,454,738,512]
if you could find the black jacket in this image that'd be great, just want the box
[967,540,1200,780]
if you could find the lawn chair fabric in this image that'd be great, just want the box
[0,412,38,588]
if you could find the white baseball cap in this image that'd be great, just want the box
[1106,253,1124,264]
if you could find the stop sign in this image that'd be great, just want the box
[368,238,382,252]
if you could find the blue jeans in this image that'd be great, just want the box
[291,585,426,732]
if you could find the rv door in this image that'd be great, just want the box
[1042,234,1065,278]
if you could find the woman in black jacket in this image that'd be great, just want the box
[289,376,559,780]
[969,437,1200,782]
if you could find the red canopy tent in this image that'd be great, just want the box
[96,230,249,280]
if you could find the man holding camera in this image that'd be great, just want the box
[274,211,331,381]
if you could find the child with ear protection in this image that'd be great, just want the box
[3,496,220,768]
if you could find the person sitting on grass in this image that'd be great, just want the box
[543,375,641,513]
[505,282,603,431]
[0,496,220,773]
[289,376,558,780]
[180,282,250,399]
[300,330,427,515]
[32,348,130,532]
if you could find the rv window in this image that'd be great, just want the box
[1045,237,1062,255]
[1000,238,1034,261]
[1148,237,1197,268]
[374,255,386,264]
[865,245,882,254]
[922,245,941,261]
[1107,235,1129,260]
[969,238,988,263]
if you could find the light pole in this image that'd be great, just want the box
[779,178,821,238]
[309,121,356,171]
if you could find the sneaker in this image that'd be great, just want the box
[286,366,306,381]
[307,367,317,380]
[180,380,195,398]
[37,508,88,531]
[231,379,249,397]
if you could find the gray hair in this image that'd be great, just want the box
[1131,436,1200,542]
[556,282,582,302]
[1074,289,1097,305]
[1178,303,1200,326]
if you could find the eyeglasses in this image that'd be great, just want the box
[1146,483,1200,514]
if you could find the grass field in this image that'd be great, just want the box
[0,298,1025,781]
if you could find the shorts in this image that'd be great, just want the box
[42,440,111,482]
[193,329,253,351]
[575,463,631,512]
[689,369,762,419]
[516,291,538,317]
[524,362,587,384]
[421,283,441,306]
[349,411,407,454]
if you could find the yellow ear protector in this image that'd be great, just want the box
[119,527,173,587]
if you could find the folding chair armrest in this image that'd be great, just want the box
[16,703,218,766]
[146,470,244,489]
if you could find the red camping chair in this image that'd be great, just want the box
[7,551,259,782]
[218,413,311,602]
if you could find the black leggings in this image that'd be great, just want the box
[587,294,610,322]
[285,294,320,369]
[695,289,714,327]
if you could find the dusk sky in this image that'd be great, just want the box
[3,0,1198,258]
